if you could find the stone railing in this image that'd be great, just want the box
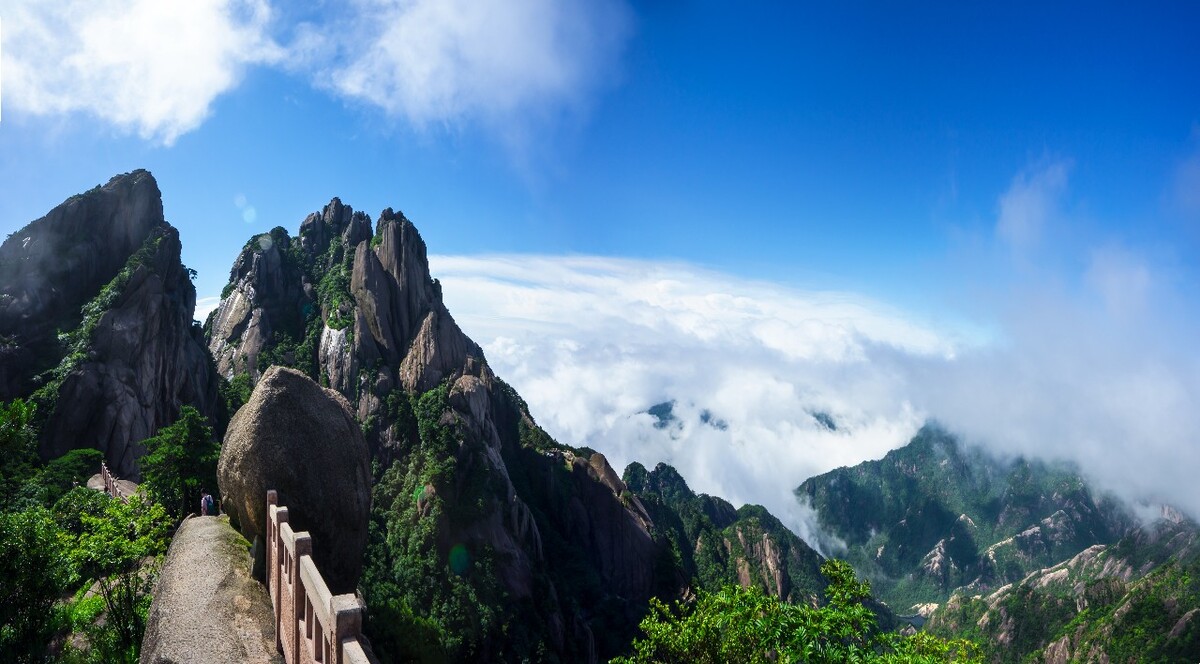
[100,462,128,503]
[267,490,372,664]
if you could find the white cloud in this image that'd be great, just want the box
[432,254,966,546]
[1084,246,1152,318]
[907,282,1200,520]
[310,0,632,133]
[1,0,631,146]
[996,159,1070,250]
[195,296,221,323]
[1,0,282,144]
[430,198,1200,543]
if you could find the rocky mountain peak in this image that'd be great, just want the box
[1,170,220,476]
[0,170,165,399]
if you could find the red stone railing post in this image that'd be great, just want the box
[267,491,285,654]
[292,532,311,664]
[266,490,371,664]
[100,462,128,503]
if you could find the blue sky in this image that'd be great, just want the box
[3,2,1197,306]
[3,1,1200,525]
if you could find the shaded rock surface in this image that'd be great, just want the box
[0,170,220,477]
[218,366,371,594]
[141,515,279,664]
[1,170,164,398]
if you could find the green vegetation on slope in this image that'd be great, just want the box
[795,425,1129,609]
[360,383,511,662]
[927,518,1200,663]
[626,461,827,605]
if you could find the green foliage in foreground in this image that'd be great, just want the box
[0,507,75,661]
[138,405,220,521]
[614,560,982,664]
[0,399,174,663]
[69,492,171,661]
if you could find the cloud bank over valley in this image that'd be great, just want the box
[432,161,1200,541]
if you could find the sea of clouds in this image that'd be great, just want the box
[431,160,1200,547]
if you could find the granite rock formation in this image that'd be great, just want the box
[217,366,371,594]
[204,198,832,661]
[0,171,220,477]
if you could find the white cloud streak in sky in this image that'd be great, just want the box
[995,159,1070,251]
[1,0,282,144]
[2,0,632,146]
[307,0,632,136]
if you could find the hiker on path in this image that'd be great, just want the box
[200,488,216,516]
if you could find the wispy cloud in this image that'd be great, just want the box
[2,0,281,145]
[308,0,632,137]
[995,159,1071,251]
[913,157,1200,520]
[1171,145,1200,224]
[2,0,632,149]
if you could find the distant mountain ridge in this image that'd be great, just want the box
[796,425,1134,610]
[796,425,1200,660]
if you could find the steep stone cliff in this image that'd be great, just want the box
[0,171,220,477]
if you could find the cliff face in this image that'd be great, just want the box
[1,171,164,399]
[0,171,220,477]
[205,202,482,443]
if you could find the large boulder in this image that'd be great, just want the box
[218,366,371,593]
[141,515,279,664]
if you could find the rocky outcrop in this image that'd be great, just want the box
[926,516,1200,662]
[566,451,656,599]
[0,171,164,399]
[205,201,483,458]
[141,515,279,664]
[0,171,220,477]
[217,366,371,594]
